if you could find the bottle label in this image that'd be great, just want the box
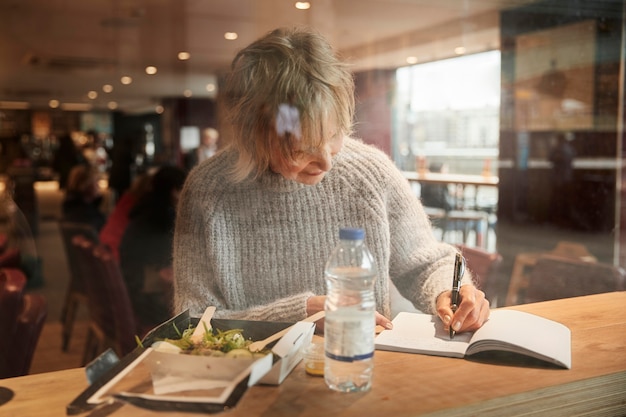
[326,350,374,362]
[325,310,375,362]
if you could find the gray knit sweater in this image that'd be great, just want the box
[173,138,470,321]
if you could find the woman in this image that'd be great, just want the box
[173,27,489,335]
[61,164,105,232]
[53,134,86,190]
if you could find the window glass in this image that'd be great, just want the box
[1,4,623,373]
[394,50,501,174]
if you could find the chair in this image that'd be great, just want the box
[505,240,598,306]
[0,268,47,378]
[58,221,99,351]
[418,171,493,249]
[0,233,8,253]
[424,206,491,248]
[0,247,21,268]
[72,236,147,365]
[550,241,598,262]
[456,244,502,305]
[443,210,490,248]
[523,255,626,304]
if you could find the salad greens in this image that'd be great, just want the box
[160,323,268,357]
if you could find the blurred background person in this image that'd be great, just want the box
[184,127,219,170]
[82,130,110,174]
[420,162,457,211]
[548,132,576,228]
[99,171,152,261]
[119,165,187,327]
[52,134,85,190]
[61,164,106,232]
[108,132,140,202]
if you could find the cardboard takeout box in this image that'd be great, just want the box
[67,310,315,414]
[138,311,316,386]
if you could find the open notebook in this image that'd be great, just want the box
[375,309,571,369]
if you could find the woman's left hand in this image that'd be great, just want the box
[436,285,490,334]
[307,295,393,333]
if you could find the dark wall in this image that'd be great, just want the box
[112,111,163,161]
[498,0,624,232]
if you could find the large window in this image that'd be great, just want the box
[393,50,501,175]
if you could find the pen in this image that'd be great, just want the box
[449,253,465,339]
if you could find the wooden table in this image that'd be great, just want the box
[402,171,499,210]
[403,171,499,247]
[1,292,625,417]
[402,171,499,188]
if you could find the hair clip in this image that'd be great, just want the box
[276,103,302,140]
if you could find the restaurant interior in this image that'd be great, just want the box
[0,0,624,415]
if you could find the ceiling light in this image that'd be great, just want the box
[178,52,191,60]
[103,84,113,93]
[454,46,466,55]
[406,56,419,64]
[295,2,311,10]
[145,66,158,75]
[224,32,238,40]
[205,83,216,92]
[107,101,118,110]
[183,89,192,97]
[155,105,164,114]
[121,76,133,85]
[87,91,98,99]
[48,100,59,109]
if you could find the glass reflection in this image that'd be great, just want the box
[0,0,623,373]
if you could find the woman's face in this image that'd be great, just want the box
[271,134,344,185]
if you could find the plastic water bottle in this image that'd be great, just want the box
[324,227,377,392]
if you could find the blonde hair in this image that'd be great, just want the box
[221,27,355,182]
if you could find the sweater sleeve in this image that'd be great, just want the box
[210,292,316,322]
[380,154,475,314]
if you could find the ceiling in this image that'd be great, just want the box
[0,0,540,114]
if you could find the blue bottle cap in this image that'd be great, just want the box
[339,228,365,240]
